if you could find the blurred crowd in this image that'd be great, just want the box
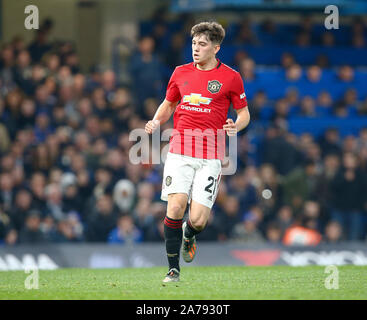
[0,14,367,247]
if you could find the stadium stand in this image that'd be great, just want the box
[0,12,367,248]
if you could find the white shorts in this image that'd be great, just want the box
[161,152,222,209]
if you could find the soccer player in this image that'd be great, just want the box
[145,21,250,282]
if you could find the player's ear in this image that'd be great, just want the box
[214,44,220,55]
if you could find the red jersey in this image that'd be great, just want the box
[165,60,248,160]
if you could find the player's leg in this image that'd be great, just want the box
[162,193,188,282]
[161,152,196,282]
[182,159,221,263]
[181,200,211,263]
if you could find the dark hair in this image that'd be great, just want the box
[191,21,225,45]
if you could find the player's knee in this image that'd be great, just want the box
[190,217,207,231]
[167,202,186,219]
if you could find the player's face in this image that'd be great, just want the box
[192,34,219,65]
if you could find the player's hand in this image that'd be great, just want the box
[145,119,160,134]
[223,119,237,136]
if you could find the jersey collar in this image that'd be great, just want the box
[193,58,221,71]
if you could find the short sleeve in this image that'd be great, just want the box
[229,72,248,110]
[165,68,181,103]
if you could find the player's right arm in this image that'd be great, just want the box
[145,99,178,134]
[145,67,181,134]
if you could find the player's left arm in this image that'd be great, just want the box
[223,72,250,136]
[223,107,250,136]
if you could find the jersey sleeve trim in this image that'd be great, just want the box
[231,71,248,110]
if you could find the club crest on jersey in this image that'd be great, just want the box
[166,176,172,186]
[207,80,222,94]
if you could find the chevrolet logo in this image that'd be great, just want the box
[183,93,212,106]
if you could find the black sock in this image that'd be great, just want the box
[164,216,183,272]
[184,219,202,238]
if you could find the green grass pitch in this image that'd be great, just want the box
[1,266,367,300]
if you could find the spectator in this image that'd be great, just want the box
[45,183,67,221]
[105,149,126,184]
[18,99,36,129]
[85,193,117,242]
[331,100,352,120]
[317,128,342,157]
[129,36,164,107]
[258,163,283,216]
[337,65,354,83]
[302,200,322,232]
[281,52,296,69]
[272,98,291,121]
[306,65,322,83]
[315,54,330,68]
[275,205,294,234]
[298,96,319,118]
[43,53,60,76]
[285,88,300,109]
[227,169,257,213]
[329,152,367,240]
[9,189,34,231]
[108,215,143,244]
[358,128,367,149]
[343,88,358,110]
[260,19,281,45]
[62,182,84,215]
[315,153,340,213]
[196,213,220,241]
[27,27,53,63]
[235,19,258,45]
[0,45,16,92]
[296,31,311,47]
[52,213,83,243]
[323,221,343,243]
[265,222,283,244]
[90,166,114,201]
[230,211,265,244]
[12,50,33,95]
[261,124,303,175]
[283,216,322,246]
[352,33,365,48]
[282,159,320,213]
[0,209,14,245]
[0,172,15,212]
[142,202,165,242]
[34,113,53,143]
[144,218,165,242]
[165,32,185,69]
[321,31,335,47]
[316,91,333,115]
[113,179,136,213]
[18,210,45,244]
[29,172,47,214]
[40,214,57,242]
[239,58,256,82]
[249,91,269,121]
[342,135,358,154]
[285,64,302,83]
[0,123,11,154]
[214,195,241,241]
